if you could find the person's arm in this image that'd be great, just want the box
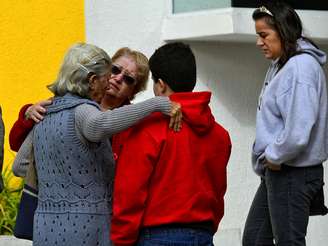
[9,99,51,151]
[9,104,33,151]
[0,107,4,191]
[75,96,172,142]
[12,131,33,177]
[0,107,4,165]
[264,82,319,166]
[111,126,159,246]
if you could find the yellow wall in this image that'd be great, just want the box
[0,0,85,185]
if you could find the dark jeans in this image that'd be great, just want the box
[137,226,214,246]
[242,164,324,246]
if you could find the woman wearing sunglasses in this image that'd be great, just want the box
[243,2,328,246]
[10,43,181,246]
[100,47,151,113]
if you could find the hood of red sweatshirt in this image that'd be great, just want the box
[170,91,215,135]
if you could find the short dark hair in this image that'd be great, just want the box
[252,1,317,69]
[149,42,196,92]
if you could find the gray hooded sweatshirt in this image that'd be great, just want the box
[252,38,328,176]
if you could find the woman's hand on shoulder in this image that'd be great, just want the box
[25,98,53,123]
[169,101,182,132]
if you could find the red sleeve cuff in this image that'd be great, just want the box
[18,104,34,127]
[9,104,35,151]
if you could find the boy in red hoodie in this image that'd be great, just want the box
[111,42,232,246]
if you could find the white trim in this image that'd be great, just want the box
[23,188,38,198]
[168,0,173,15]
[162,7,328,43]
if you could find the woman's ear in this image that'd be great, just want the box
[88,74,97,90]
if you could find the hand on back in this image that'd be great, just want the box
[25,98,53,123]
[168,101,182,132]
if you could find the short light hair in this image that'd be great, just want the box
[112,47,149,100]
[48,43,111,98]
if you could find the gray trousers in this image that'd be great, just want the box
[242,164,324,246]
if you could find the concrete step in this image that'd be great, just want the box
[0,236,32,246]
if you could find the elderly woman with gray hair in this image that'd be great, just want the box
[15,43,180,246]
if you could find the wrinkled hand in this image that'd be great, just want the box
[25,98,53,123]
[264,160,281,171]
[169,101,182,132]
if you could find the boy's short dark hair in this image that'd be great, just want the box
[149,42,196,92]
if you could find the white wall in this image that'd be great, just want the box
[85,1,328,245]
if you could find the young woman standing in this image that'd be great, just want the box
[243,2,328,246]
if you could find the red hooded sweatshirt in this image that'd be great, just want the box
[111,91,231,246]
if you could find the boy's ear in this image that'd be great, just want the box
[158,79,167,94]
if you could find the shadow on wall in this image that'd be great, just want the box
[191,41,269,128]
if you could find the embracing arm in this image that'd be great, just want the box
[0,107,4,178]
[0,107,4,163]
[12,131,34,177]
[9,104,34,151]
[0,107,3,191]
[75,96,171,142]
[9,99,51,151]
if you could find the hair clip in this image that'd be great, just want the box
[78,63,90,73]
[258,6,273,17]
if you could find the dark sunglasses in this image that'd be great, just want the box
[111,64,136,85]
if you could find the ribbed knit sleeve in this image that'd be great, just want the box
[12,130,33,177]
[75,96,171,142]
